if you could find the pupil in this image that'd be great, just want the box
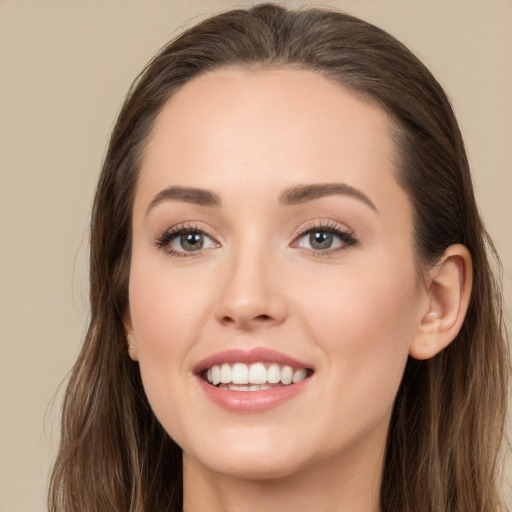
[310,231,332,249]
[181,233,203,251]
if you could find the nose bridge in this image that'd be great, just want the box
[215,232,287,329]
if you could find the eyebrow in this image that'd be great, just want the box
[146,186,221,216]
[279,183,377,212]
[146,182,377,215]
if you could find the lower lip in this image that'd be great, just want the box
[196,377,311,412]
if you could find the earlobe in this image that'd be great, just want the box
[409,244,473,360]
[123,310,139,362]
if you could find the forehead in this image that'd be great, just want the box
[137,67,404,216]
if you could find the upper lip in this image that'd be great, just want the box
[193,347,313,375]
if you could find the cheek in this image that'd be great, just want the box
[127,254,214,413]
[128,253,210,355]
[127,256,210,439]
[129,275,181,358]
[298,254,418,415]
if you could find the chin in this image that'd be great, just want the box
[196,452,308,481]
[181,430,314,481]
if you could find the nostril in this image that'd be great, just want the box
[255,314,272,321]
[221,313,272,327]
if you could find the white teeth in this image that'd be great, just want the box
[281,365,293,385]
[267,363,281,384]
[220,363,231,384]
[212,365,221,385]
[249,362,267,384]
[232,363,249,384]
[226,384,273,391]
[206,362,310,388]
[292,368,308,383]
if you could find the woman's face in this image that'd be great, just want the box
[127,68,427,479]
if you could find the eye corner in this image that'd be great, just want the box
[153,222,220,258]
[291,221,358,255]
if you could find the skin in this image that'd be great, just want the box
[125,68,472,512]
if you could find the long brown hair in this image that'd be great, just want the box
[49,4,509,511]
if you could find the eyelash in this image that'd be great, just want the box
[293,221,358,256]
[153,223,214,258]
[153,221,357,258]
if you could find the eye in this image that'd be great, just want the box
[154,225,219,256]
[171,232,214,252]
[292,223,357,253]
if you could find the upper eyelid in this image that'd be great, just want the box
[157,222,217,239]
[153,225,219,257]
[153,223,213,247]
[153,219,357,247]
[291,220,358,250]
[157,220,352,235]
[295,220,355,237]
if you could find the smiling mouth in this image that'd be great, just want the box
[202,362,314,391]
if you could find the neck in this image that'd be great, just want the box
[182,442,384,512]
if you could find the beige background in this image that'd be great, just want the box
[0,1,510,511]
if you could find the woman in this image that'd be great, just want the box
[48,4,509,511]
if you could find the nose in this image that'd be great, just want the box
[215,245,288,330]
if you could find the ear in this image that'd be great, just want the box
[123,309,139,362]
[409,244,473,360]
